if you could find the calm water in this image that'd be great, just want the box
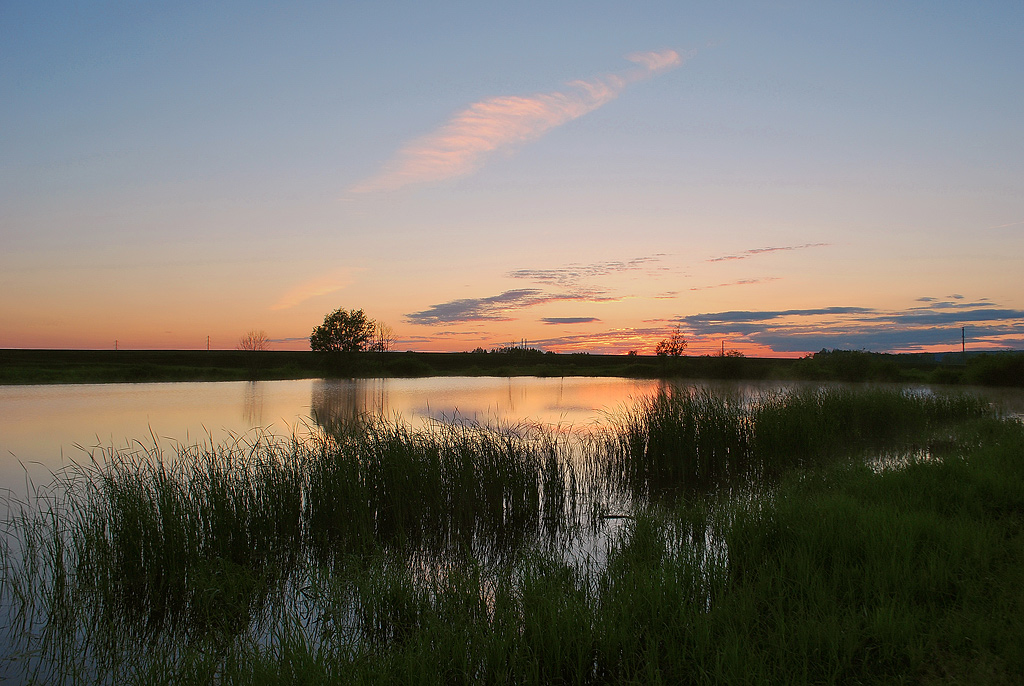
[0,377,663,496]
[3,376,1022,497]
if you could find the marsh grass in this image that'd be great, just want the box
[2,385,1020,683]
[305,416,561,563]
[606,385,994,499]
[607,387,751,496]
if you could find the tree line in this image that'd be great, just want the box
[246,307,691,357]
[307,309,689,356]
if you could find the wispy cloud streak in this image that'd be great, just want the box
[524,326,669,353]
[509,256,663,287]
[707,243,829,262]
[689,277,779,291]
[406,288,614,325]
[350,50,685,193]
[271,270,353,311]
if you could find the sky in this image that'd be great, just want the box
[2,1,1023,355]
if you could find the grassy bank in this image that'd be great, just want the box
[0,348,797,384]
[4,348,1024,386]
[2,386,1022,683]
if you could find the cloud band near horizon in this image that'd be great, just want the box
[349,49,685,193]
[472,299,1024,354]
[405,288,614,325]
[676,300,1024,352]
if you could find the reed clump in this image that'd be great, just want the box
[607,387,750,495]
[305,418,550,562]
[750,386,991,466]
[24,438,307,651]
[606,385,994,498]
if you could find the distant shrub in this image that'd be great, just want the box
[965,353,1024,387]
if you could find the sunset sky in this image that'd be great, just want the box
[3,1,1023,355]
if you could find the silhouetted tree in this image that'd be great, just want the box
[656,326,687,357]
[237,330,270,352]
[238,329,270,379]
[310,308,375,352]
[369,321,395,352]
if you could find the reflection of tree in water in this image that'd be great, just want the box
[310,379,388,430]
[242,381,264,426]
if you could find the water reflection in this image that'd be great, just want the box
[0,377,662,497]
[242,381,265,426]
[306,376,665,433]
[310,379,389,428]
[966,384,1024,419]
[2,377,1021,499]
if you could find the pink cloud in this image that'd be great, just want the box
[706,243,829,263]
[625,49,683,71]
[350,50,685,193]
[271,270,354,311]
[689,277,780,291]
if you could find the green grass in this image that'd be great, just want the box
[714,424,1024,684]
[603,385,992,498]
[304,418,551,562]
[2,385,1021,683]
[11,348,1024,386]
[1,349,794,384]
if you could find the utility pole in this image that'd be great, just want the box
[207,335,210,351]
[115,339,118,351]
[962,326,966,365]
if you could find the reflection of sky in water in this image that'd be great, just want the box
[3,377,1022,496]
[0,377,659,495]
[308,377,662,430]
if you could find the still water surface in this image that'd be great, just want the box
[0,377,663,495]
[3,376,1022,497]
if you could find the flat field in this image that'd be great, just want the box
[3,348,1022,386]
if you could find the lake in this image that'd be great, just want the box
[3,376,1022,497]
[3,375,1024,683]
[0,377,665,496]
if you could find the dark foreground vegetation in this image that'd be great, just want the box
[2,385,1022,683]
[3,348,1024,386]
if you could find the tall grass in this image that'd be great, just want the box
[2,384,1019,683]
[607,387,751,496]
[606,385,994,499]
[305,417,552,562]
[76,439,305,638]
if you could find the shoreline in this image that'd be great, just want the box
[2,348,1022,387]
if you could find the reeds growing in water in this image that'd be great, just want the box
[1,384,1019,683]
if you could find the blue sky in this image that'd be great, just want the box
[2,1,1022,353]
